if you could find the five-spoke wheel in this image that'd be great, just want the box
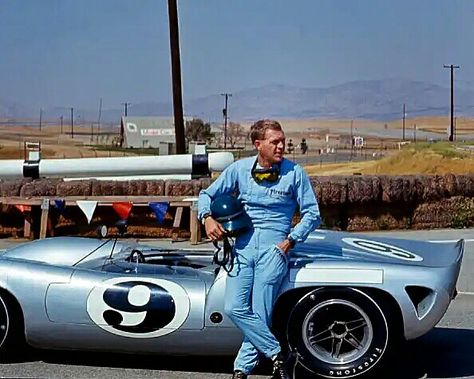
[287,288,392,378]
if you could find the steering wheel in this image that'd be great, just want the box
[129,249,145,263]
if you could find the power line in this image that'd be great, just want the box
[443,64,460,142]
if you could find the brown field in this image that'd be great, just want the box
[241,116,474,151]
[241,116,474,134]
[1,117,473,177]
[306,145,474,176]
[0,124,124,159]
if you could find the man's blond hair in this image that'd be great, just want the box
[249,119,282,143]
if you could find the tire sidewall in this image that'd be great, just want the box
[0,295,10,350]
[287,288,389,378]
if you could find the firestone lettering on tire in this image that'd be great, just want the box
[87,277,190,338]
[328,348,383,377]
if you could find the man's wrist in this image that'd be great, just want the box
[201,213,212,225]
[287,236,296,248]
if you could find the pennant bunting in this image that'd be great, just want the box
[149,202,169,224]
[76,200,98,224]
[53,199,66,214]
[14,204,31,213]
[112,201,133,220]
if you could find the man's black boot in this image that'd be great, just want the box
[232,370,247,379]
[270,352,290,379]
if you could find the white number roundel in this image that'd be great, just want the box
[87,277,190,338]
[342,238,423,261]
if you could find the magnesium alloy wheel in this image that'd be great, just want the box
[287,288,391,378]
[0,292,24,361]
[0,295,9,351]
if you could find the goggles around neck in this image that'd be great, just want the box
[251,159,280,183]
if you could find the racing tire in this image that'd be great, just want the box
[0,292,25,362]
[287,288,393,378]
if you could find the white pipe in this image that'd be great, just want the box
[63,174,192,181]
[0,160,24,178]
[208,152,234,171]
[0,152,233,180]
[40,155,191,177]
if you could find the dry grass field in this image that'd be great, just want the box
[306,143,474,176]
[1,117,473,176]
[241,116,474,134]
[0,124,124,159]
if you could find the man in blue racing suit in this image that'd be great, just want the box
[198,119,321,379]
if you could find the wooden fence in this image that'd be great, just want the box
[0,196,202,244]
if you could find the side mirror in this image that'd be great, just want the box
[115,219,128,237]
[96,225,108,239]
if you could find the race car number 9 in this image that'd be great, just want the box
[87,277,190,338]
[342,238,423,261]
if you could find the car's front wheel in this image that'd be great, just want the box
[0,292,25,361]
[287,288,394,378]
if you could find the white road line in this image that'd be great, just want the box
[458,291,474,296]
[428,239,474,243]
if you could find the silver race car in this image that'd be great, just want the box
[0,230,463,378]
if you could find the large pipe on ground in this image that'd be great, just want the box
[0,152,234,180]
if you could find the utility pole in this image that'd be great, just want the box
[167,0,186,154]
[414,124,417,143]
[60,115,63,134]
[121,102,130,117]
[39,108,43,131]
[454,117,457,141]
[70,107,74,139]
[221,93,232,149]
[443,64,460,142]
[402,103,406,141]
[350,119,354,159]
[97,98,102,143]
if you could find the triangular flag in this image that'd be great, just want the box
[149,202,169,224]
[112,201,133,220]
[53,199,66,214]
[77,200,97,224]
[14,204,31,213]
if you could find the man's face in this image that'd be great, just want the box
[255,128,286,164]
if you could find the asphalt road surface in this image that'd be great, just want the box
[0,229,473,379]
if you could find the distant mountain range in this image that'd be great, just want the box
[1,79,474,124]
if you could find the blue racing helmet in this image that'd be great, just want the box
[210,195,252,236]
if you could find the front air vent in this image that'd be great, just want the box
[405,286,435,319]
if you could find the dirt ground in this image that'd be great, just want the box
[0,124,127,159]
[1,117,473,177]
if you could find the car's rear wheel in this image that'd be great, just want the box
[287,288,393,378]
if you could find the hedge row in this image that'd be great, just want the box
[2,174,472,204]
[0,174,473,236]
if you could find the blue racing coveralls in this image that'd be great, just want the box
[198,156,320,375]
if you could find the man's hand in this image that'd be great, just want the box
[204,216,226,241]
[277,239,293,255]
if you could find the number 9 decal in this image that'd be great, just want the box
[87,277,190,338]
[343,238,423,261]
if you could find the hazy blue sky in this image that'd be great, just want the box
[0,0,472,110]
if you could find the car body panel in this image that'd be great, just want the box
[0,229,463,356]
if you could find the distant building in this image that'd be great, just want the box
[120,117,178,149]
[325,133,341,144]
